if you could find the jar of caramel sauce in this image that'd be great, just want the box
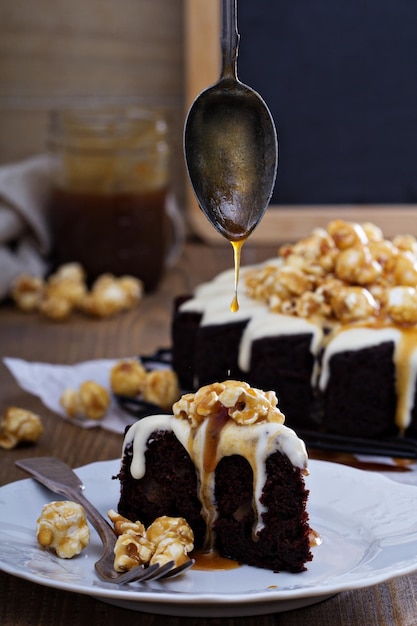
[47,108,173,292]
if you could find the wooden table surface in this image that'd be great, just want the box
[1,241,416,626]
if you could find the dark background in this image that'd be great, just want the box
[237,0,417,205]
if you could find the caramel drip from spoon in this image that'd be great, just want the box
[230,239,245,312]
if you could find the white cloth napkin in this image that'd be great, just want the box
[3,356,138,435]
[0,154,53,300]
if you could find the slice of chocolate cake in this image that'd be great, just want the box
[116,380,315,572]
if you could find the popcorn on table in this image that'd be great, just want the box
[0,407,43,449]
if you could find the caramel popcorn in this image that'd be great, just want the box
[387,287,417,324]
[108,511,194,573]
[108,509,147,537]
[173,380,284,428]
[60,381,110,420]
[142,369,180,410]
[110,359,180,410]
[110,359,147,397]
[45,267,87,307]
[330,287,379,324]
[10,263,143,322]
[81,274,143,318]
[327,219,368,249]
[36,500,90,558]
[11,274,44,312]
[245,220,417,328]
[147,516,194,553]
[0,407,43,449]
[49,262,86,283]
[39,295,74,321]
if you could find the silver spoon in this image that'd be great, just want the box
[184,0,278,244]
[184,0,278,311]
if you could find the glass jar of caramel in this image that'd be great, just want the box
[47,107,177,292]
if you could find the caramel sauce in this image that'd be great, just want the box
[393,326,417,432]
[48,186,169,292]
[310,450,413,472]
[191,550,240,571]
[203,406,230,473]
[330,320,417,431]
[230,238,246,312]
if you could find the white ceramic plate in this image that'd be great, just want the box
[1,459,417,617]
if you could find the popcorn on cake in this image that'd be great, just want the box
[245,219,417,326]
[0,407,43,449]
[173,380,285,427]
[36,500,90,558]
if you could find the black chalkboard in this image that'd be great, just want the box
[237,0,417,206]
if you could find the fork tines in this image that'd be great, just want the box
[113,559,194,585]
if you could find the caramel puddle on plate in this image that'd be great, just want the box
[191,550,240,571]
[230,239,245,313]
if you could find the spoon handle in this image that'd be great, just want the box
[221,0,240,79]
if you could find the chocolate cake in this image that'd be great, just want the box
[117,380,315,573]
[172,220,417,439]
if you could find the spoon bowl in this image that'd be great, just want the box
[184,0,278,242]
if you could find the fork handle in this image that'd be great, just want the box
[15,457,116,547]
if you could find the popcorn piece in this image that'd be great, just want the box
[150,537,190,567]
[387,287,417,324]
[45,275,87,308]
[108,510,154,572]
[108,509,146,537]
[389,252,417,287]
[335,245,382,285]
[60,381,110,420]
[0,407,43,449]
[148,516,194,568]
[36,500,90,558]
[49,262,86,283]
[11,274,45,312]
[173,380,284,427]
[117,276,143,308]
[392,234,417,255]
[142,370,180,410]
[81,274,143,318]
[330,287,379,323]
[327,219,368,249]
[147,516,194,552]
[113,532,155,572]
[110,359,147,397]
[60,388,81,418]
[39,295,73,321]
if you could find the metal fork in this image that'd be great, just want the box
[15,456,194,584]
